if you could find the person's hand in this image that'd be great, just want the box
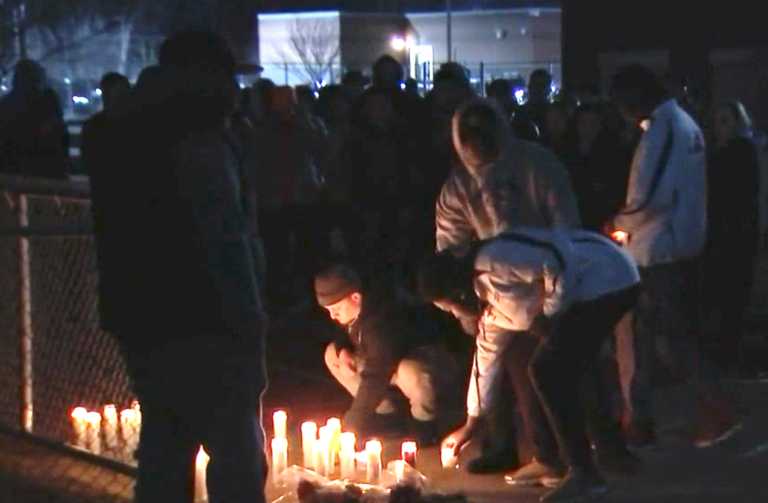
[441,418,478,457]
[338,348,357,378]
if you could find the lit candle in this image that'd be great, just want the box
[365,440,382,484]
[354,451,368,472]
[301,422,317,468]
[313,438,330,477]
[441,446,459,469]
[195,447,209,503]
[611,230,629,246]
[400,441,417,469]
[85,412,102,455]
[273,411,287,439]
[326,418,341,454]
[339,432,356,480]
[393,459,406,481]
[119,409,140,463]
[70,407,88,449]
[102,405,118,452]
[271,437,288,485]
[318,426,334,473]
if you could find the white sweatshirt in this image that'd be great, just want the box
[465,228,640,417]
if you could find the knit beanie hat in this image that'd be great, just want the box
[314,264,362,307]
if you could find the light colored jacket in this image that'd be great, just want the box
[436,100,581,255]
[613,99,707,266]
[466,228,640,417]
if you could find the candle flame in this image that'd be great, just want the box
[401,441,417,454]
[196,447,209,467]
[301,421,317,433]
[103,404,117,417]
[85,412,102,424]
[365,440,382,454]
[340,432,356,448]
[120,409,137,422]
[318,425,333,441]
[354,451,367,463]
[273,410,287,420]
[326,418,341,429]
[71,407,88,420]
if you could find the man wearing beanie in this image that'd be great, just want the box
[316,264,459,444]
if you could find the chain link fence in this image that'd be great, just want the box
[0,175,136,503]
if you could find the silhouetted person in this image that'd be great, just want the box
[511,69,552,143]
[89,31,268,503]
[372,55,404,92]
[0,59,69,178]
[81,73,130,178]
[341,69,370,101]
[486,79,518,121]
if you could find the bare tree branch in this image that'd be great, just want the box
[281,17,340,85]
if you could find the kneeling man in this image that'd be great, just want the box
[316,264,459,445]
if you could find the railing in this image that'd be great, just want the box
[0,174,136,502]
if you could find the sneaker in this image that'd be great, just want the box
[504,459,565,488]
[466,448,519,474]
[540,469,607,503]
[693,413,743,449]
[594,448,641,476]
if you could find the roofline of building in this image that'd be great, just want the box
[257,7,561,21]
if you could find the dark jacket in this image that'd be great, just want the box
[338,283,443,428]
[89,67,266,378]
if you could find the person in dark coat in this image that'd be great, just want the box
[316,264,460,445]
[81,72,130,179]
[89,31,268,503]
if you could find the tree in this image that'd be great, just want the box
[278,17,340,85]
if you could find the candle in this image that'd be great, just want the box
[70,407,88,449]
[195,447,209,503]
[611,230,629,246]
[365,440,382,484]
[271,437,288,485]
[354,451,367,472]
[400,441,417,469]
[339,432,356,480]
[318,426,334,473]
[326,418,341,454]
[273,411,287,439]
[131,400,141,422]
[441,446,459,469]
[393,459,406,481]
[301,422,317,468]
[312,438,330,477]
[85,412,102,455]
[102,405,118,452]
[119,409,140,463]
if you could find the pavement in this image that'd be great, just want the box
[3,296,768,503]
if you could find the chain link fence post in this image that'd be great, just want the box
[17,192,33,433]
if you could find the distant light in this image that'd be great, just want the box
[313,91,319,98]
[550,83,557,94]
[239,83,246,89]
[93,88,103,96]
[391,36,406,51]
[514,89,525,104]
[316,79,326,88]
[63,78,71,84]
[529,9,541,17]
[72,96,89,105]
[400,82,406,90]
[0,85,7,92]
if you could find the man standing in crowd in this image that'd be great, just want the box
[89,30,268,503]
[81,72,131,179]
[316,263,460,445]
[435,98,581,475]
[608,64,740,449]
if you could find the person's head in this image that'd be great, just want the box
[611,64,668,124]
[528,69,552,104]
[487,79,513,107]
[316,84,351,128]
[12,59,46,92]
[712,101,752,148]
[270,86,298,121]
[417,251,480,319]
[372,55,403,91]
[315,264,364,325]
[99,72,130,112]
[359,90,399,133]
[342,70,370,100]
[435,62,469,87]
[452,99,508,171]
[572,101,607,153]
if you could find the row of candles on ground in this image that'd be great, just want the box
[69,402,141,462]
[269,411,458,486]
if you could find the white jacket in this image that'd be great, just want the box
[436,100,581,255]
[613,99,707,266]
[466,228,640,417]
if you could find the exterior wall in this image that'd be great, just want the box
[258,11,343,86]
[339,13,410,73]
[405,8,561,84]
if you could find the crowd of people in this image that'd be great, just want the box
[0,27,766,503]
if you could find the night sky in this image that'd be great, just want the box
[252,0,560,13]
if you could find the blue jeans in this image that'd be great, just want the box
[122,334,267,503]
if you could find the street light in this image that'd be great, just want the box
[391,36,406,51]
